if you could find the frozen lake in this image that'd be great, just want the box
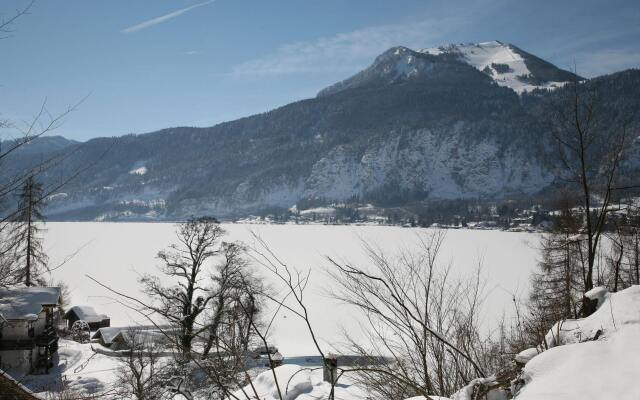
[45,223,541,356]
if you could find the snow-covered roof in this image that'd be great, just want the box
[92,326,169,345]
[65,305,109,323]
[92,327,125,344]
[0,287,60,321]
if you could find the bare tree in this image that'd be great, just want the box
[91,218,270,398]
[607,202,640,291]
[114,328,166,400]
[140,217,224,356]
[201,242,263,359]
[550,74,629,315]
[325,231,488,399]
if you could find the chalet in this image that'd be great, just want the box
[91,327,129,350]
[64,305,110,331]
[0,287,61,374]
[91,326,168,350]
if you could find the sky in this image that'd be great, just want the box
[1,0,639,141]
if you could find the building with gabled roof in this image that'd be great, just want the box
[64,305,110,331]
[0,287,61,374]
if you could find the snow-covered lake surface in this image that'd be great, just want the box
[45,223,540,356]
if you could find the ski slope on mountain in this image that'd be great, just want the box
[419,41,569,93]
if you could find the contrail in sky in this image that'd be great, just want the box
[121,0,214,34]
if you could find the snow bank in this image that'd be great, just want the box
[544,286,639,348]
[231,364,367,400]
[584,286,608,306]
[515,348,540,365]
[517,285,640,400]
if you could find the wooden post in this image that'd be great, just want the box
[323,354,338,384]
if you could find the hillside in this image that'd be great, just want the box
[4,43,640,221]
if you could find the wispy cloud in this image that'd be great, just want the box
[229,17,463,77]
[121,0,214,34]
[184,50,204,56]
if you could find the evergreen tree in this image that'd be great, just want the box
[527,202,584,346]
[10,176,48,286]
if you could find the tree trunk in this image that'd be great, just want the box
[25,183,33,287]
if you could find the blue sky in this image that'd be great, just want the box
[1,0,639,141]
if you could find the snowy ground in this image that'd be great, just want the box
[15,339,121,397]
[516,285,640,400]
[45,223,540,357]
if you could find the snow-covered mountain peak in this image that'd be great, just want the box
[419,41,573,93]
[318,41,580,97]
[317,46,436,97]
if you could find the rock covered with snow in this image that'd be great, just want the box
[584,286,608,307]
[515,348,540,365]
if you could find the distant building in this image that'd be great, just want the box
[64,305,110,331]
[91,326,168,351]
[0,287,61,374]
[91,327,129,349]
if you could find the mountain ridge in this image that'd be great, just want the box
[4,43,639,221]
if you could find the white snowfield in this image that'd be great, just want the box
[420,41,568,94]
[517,285,640,400]
[129,166,148,175]
[45,223,539,357]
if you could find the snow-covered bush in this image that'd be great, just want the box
[71,320,91,343]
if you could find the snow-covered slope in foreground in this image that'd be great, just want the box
[516,285,640,400]
[232,365,450,400]
[232,365,366,400]
[420,41,571,93]
[233,285,640,400]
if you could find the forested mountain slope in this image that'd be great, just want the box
[5,42,640,221]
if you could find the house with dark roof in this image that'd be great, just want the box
[64,305,110,331]
[0,287,61,374]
